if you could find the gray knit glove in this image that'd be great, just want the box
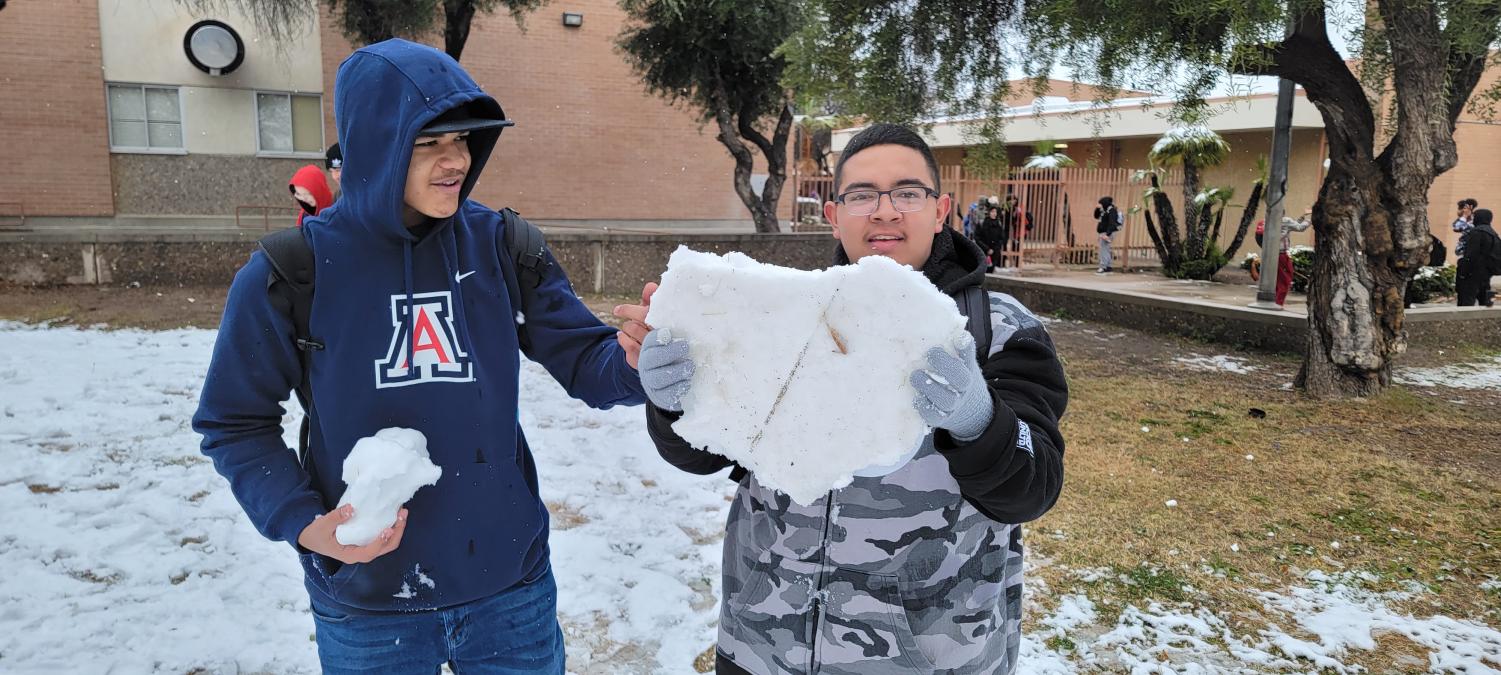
[640,329,694,412]
[910,335,994,441]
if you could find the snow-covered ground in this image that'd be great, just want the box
[1396,355,1501,390]
[1174,354,1259,375]
[2,323,1498,674]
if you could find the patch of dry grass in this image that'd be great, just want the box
[1027,358,1501,669]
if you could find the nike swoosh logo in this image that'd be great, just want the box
[456,270,477,283]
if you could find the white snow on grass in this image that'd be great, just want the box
[1174,354,1259,374]
[0,322,729,674]
[2,322,1498,673]
[1018,573,1501,673]
[1256,570,1501,673]
[1396,355,1501,390]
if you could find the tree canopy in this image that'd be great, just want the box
[785,0,1501,398]
[618,0,802,232]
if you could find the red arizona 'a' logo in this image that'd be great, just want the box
[374,291,474,388]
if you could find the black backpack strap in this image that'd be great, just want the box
[258,227,321,460]
[498,208,551,352]
[502,208,548,289]
[954,285,992,364]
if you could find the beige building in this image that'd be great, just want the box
[832,78,1501,262]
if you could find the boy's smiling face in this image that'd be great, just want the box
[824,144,951,270]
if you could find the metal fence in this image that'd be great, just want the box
[795,167,1199,270]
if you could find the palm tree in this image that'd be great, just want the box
[1149,124,1229,262]
[1023,139,1077,170]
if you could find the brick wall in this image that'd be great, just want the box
[318,0,785,224]
[0,0,114,216]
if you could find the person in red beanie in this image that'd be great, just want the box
[288,164,334,227]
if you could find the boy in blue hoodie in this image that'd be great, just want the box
[192,39,646,673]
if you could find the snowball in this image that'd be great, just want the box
[1165,500,1179,508]
[645,247,967,504]
[335,428,442,546]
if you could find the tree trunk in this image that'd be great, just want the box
[443,0,477,61]
[740,101,793,234]
[1141,208,1169,266]
[712,95,783,233]
[1297,165,1404,398]
[1181,159,1205,261]
[1227,0,1494,399]
[1221,180,1263,266]
[1149,174,1183,273]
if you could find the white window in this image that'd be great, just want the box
[256,92,324,156]
[106,84,184,152]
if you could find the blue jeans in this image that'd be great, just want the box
[310,565,565,674]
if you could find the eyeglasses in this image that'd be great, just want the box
[836,187,938,216]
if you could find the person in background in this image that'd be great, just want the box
[325,142,343,191]
[1093,196,1122,274]
[288,165,333,227]
[977,205,1006,272]
[961,199,980,241]
[1000,195,1028,268]
[1457,208,1499,307]
[1452,197,1477,258]
[1275,209,1312,306]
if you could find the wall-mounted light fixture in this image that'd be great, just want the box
[183,20,245,76]
[562,12,583,27]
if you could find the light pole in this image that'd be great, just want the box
[1250,76,1296,310]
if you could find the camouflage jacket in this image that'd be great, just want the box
[648,290,1068,674]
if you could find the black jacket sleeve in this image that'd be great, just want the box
[646,404,738,476]
[933,323,1067,524]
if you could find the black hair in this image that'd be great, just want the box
[833,123,940,194]
[1474,208,1493,226]
[1099,196,1114,207]
[1460,198,1478,209]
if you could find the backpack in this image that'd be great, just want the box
[1486,229,1501,275]
[954,285,993,363]
[257,208,548,457]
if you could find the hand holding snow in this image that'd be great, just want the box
[645,247,967,504]
[909,334,994,440]
[334,428,442,546]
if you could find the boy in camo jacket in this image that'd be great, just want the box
[614,123,1067,674]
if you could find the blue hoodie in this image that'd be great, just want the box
[193,39,646,614]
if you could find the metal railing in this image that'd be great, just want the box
[0,201,25,229]
[235,204,302,231]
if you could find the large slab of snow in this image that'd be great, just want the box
[645,247,966,504]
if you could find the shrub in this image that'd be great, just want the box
[1406,265,1457,305]
[1288,245,1315,293]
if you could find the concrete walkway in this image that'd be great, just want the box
[991,265,1500,318]
[985,265,1501,352]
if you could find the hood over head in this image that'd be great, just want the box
[289,164,334,225]
[332,38,508,243]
